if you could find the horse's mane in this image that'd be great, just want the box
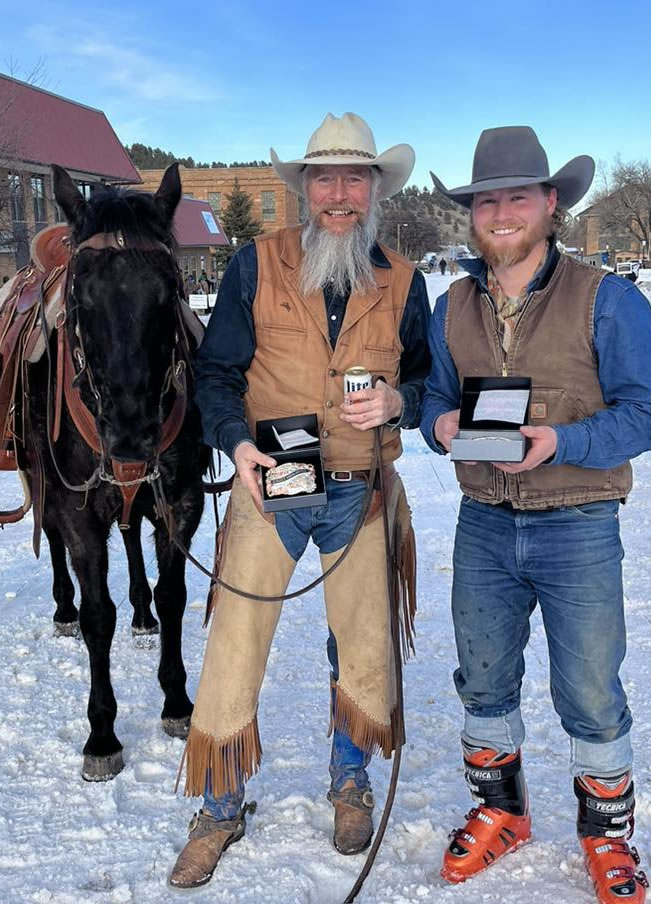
[80,185,179,255]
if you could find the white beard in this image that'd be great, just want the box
[299,204,379,297]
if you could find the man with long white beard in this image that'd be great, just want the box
[169,112,431,889]
[421,126,651,903]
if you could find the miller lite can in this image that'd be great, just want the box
[344,365,372,394]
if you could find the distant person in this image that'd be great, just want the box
[199,269,210,294]
[449,259,458,276]
[185,273,197,297]
[423,125,651,904]
[438,258,447,275]
[1,275,9,285]
[428,257,436,273]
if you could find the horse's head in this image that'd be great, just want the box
[52,164,184,464]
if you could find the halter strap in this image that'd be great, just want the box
[75,231,172,256]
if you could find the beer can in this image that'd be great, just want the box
[344,365,372,394]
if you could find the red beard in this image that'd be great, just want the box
[471,213,553,269]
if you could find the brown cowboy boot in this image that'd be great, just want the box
[168,802,255,889]
[328,780,374,855]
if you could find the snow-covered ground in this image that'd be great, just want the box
[1,270,650,904]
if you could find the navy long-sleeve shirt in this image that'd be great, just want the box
[420,252,651,469]
[196,240,432,459]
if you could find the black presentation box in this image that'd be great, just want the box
[256,413,327,513]
[450,376,532,463]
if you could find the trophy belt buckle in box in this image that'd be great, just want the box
[450,376,532,463]
[256,413,327,513]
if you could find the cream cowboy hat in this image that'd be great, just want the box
[430,126,594,209]
[270,112,415,200]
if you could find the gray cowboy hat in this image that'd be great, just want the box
[430,126,594,209]
[271,112,415,201]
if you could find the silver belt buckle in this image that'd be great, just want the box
[331,470,353,482]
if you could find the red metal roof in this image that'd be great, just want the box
[173,198,230,248]
[0,74,141,183]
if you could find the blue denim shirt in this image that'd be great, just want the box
[420,250,651,469]
[196,240,432,460]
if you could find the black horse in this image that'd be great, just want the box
[27,164,209,780]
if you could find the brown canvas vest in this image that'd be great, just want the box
[244,226,414,470]
[446,253,632,509]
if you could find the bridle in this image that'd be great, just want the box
[41,229,190,527]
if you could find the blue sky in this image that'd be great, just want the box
[3,0,650,205]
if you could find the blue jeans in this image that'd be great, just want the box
[452,496,633,778]
[203,478,371,820]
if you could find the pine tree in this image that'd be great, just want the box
[220,179,263,246]
[214,179,263,270]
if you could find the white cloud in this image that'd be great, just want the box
[26,23,219,104]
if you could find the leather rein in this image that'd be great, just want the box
[41,230,190,528]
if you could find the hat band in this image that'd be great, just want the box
[472,173,547,184]
[304,148,376,160]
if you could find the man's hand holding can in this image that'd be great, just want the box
[340,380,403,430]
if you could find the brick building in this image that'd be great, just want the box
[0,73,141,281]
[136,166,301,236]
[575,194,648,266]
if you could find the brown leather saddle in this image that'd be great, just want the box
[0,225,70,524]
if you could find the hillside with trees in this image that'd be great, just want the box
[378,186,469,259]
[125,143,270,170]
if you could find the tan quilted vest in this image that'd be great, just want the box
[244,226,414,470]
[446,253,632,509]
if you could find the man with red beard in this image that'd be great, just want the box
[421,126,651,903]
[169,113,431,889]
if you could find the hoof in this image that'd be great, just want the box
[131,622,159,637]
[163,716,191,740]
[132,632,159,651]
[54,620,80,638]
[81,750,125,782]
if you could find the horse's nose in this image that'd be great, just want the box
[102,421,159,462]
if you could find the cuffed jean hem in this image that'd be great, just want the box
[462,706,525,754]
[569,732,633,778]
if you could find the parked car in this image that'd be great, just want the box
[616,260,641,276]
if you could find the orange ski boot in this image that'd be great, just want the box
[441,745,531,883]
[576,772,648,903]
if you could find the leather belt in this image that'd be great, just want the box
[325,469,369,482]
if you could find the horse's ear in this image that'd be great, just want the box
[52,165,87,229]
[154,163,182,226]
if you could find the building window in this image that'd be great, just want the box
[8,173,25,221]
[208,192,221,213]
[261,190,276,222]
[183,192,194,199]
[75,181,94,200]
[31,175,47,225]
